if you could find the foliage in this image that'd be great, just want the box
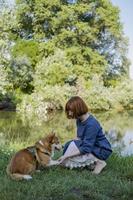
[18,84,77,119]
[0,8,11,66]
[14,0,129,81]
[0,0,132,114]
[12,40,39,67]
[111,79,133,111]
[18,75,133,115]
[0,66,12,99]
[8,56,34,93]
[83,75,113,111]
[76,76,133,112]
[34,49,73,88]
[0,7,16,99]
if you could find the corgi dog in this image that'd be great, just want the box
[6,133,62,181]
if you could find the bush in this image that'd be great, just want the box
[9,56,34,93]
[0,65,13,100]
[76,75,113,111]
[111,79,133,111]
[17,85,77,119]
[17,76,133,116]
[73,76,133,112]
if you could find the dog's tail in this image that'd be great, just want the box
[6,165,32,181]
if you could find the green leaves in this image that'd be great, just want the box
[12,0,129,81]
[34,49,72,88]
[0,0,131,111]
[12,40,39,67]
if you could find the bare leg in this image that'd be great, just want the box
[83,153,107,174]
[62,141,80,159]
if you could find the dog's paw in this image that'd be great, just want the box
[53,160,60,165]
[48,160,60,166]
[23,175,32,180]
[36,170,41,173]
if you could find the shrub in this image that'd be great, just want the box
[111,79,133,111]
[17,85,77,119]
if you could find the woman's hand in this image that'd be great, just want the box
[58,156,67,164]
[74,137,80,140]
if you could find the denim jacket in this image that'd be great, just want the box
[74,114,112,160]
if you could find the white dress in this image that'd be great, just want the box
[60,141,98,169]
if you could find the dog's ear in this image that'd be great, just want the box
[47,132,55,143]
[35,142,39,149]
[35,140,44,151]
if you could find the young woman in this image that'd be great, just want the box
[58,96,112,174]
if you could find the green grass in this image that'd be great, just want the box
[0,148,133,200]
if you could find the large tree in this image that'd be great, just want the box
[12,0,129,86]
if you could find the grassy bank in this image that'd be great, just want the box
[0,148,133,200]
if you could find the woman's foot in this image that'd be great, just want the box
[92,160,106,174]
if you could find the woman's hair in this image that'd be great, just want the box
[65,96,89,119]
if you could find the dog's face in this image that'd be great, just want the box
[35,132,62,154]
[50,133,62,151]
[48,133,62,158]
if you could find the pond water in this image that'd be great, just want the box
[0,111,133,156]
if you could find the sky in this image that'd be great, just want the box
[111,0,133,79]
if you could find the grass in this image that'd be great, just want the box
[0,148,133,200]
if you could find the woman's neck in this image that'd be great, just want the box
[79,113,89,122]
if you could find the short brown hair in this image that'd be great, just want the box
[65,96,89,119]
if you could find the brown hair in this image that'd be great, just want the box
[65,96,89,119]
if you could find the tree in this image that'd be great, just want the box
[8,56,33,93]
[0,2,38,94]
[13,0,129,85]
[0,7,15,98]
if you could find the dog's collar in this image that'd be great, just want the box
[27,146,36,158]
[27,146,51,157]
[38,140,51,156]
[27,146,51,166]
[38,149,51,156]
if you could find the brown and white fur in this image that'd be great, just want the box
[6,133,62,181]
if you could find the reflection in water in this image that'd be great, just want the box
[120,131,133,156]
[107,129,133,156]
[0,111,133,156]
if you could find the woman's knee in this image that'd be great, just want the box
[63,140,73,154]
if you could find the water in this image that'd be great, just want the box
[0,111,133,156]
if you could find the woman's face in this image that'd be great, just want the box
[67,110,74,119]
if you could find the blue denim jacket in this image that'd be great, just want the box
[67,114,112,160]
